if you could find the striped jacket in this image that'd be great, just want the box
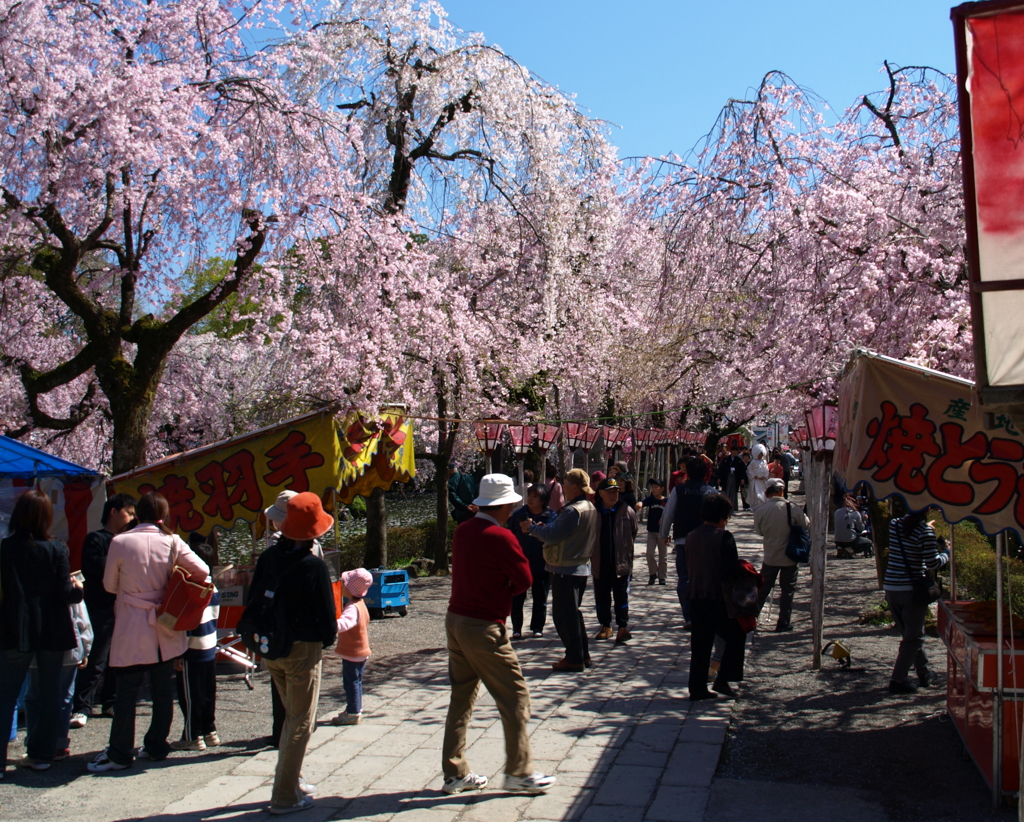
[184,587,221,662]
[883,519,949,593]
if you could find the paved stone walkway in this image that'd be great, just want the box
[155,530,742,822]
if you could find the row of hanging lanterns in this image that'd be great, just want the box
[472,421,710,457]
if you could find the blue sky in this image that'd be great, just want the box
[439,0,956,160]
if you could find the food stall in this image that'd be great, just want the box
[110,406,416,669]
[837,350,1024,801]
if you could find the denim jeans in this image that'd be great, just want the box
[0,648,65,764]
[27,662,77,753]
[342,659,367,715]
[886,589,930,682]
[550,573,589,665]
[107,660,176,766]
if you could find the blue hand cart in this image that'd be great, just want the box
[364,567,410,619]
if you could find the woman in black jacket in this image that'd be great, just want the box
[248,492,337,815]
[0,489,84,775]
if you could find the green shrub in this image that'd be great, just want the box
[934,519,1024,618]
[348,496,367,519]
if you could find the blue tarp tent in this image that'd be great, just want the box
[0,436,105,569]
[0,436,103,479]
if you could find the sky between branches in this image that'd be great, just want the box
[440,0,956,160]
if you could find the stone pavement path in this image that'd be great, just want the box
[150,537,731,822]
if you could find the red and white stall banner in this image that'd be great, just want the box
[954,2,1024,389]
[835,352,1024,538]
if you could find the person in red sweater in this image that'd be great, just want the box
[441,474,555,798]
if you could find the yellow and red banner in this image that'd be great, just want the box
[836,354,1023,538]
[111,409,416,535]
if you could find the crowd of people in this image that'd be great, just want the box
[0,437,951,815]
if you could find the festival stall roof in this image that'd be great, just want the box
[109,407,415,536]
[0,436,106,570]
[835,348,1021,539]
[0,435,103,479]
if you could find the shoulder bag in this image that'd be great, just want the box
[892,520,942,605]
[157,537,215,632]
[785,503,811,564]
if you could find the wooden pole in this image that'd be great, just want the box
[995,531,1005,807]
[810,455,830,670]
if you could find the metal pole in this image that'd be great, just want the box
[949,525,957,602]
[517,457,525,498]
[994,531,1005,807]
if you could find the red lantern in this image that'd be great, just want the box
[804,404,838,455]
[563,422,589,451]
[536,424,560,454]
[473,421,506,456]
[581,425,601,451]
[507,425,534,457]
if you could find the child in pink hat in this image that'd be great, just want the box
[330,568,374,725]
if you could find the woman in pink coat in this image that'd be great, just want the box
[88,493,208,772]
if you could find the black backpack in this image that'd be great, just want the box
[237,552,298,660]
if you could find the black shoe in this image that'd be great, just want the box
[888,679,918,695]
[918,671,932,688]
[689,690,718,702]
[648,575,657,585]
[584,656,593,669]
[712,680,736,698]
[658,578,666,585]
[774,623,793,632]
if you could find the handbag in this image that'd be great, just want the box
[785,503,811,564]
[156,539,215,631]
[892,520,942,605]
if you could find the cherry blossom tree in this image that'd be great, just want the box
[0,0,414,472]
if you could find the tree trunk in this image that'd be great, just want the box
[363,486,387,569]
[434,466,451,573]
[105,366,163,474]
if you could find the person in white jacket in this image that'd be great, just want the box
[746,443,770,510]
[26,598,93,759]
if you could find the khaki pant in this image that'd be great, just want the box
[646,532,668,580]
[442,612,533,779]
[264,641,322,808]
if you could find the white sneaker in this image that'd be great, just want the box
[503,772,556,794]
[69,713,88,729]
[204,731,221,747]
[171,737,206,752]
[87,750,128,772]
[442,773,488,794]
[330,712,361,726]
[269,795,314,815]
[299,776,316,796]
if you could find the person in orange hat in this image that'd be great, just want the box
[330,568,374,726]
[247,492,337,815]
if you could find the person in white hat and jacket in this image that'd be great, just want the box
[440,474,555,797]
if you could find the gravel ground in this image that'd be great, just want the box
[720,504,1016,822]
[1,574,454,817]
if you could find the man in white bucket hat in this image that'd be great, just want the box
[440,474,555,797]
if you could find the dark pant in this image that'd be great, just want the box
[675,546,692,622]
[27,662,77,753]
[550,573,589,665]
[756,564,798,628]
[176,657,217,741]
[343,659,367,715]
[593,572,630,628]
[688,599,746,697]
[886,589,929,683]
[0,648,65,765]
[107,660,176,766]
[271,677,285,746]
[724,476,740,511]
[73,606,117,714]
[510,554,551,635]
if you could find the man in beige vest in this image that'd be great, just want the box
[520,468,598,672]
